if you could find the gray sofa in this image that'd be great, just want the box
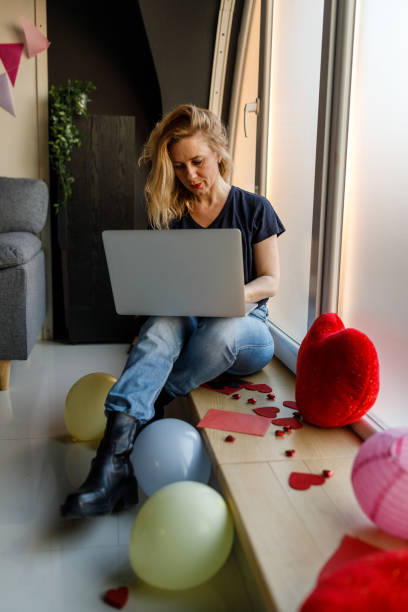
[0,177,49,390]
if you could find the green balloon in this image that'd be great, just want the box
[129,481,234,590]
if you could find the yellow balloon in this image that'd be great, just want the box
[64,372,117,441]
[129,481,234,590]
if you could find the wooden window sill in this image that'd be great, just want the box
[185,358,407,611]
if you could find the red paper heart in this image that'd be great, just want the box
[104,587,129,609]
[253,406,280,418]
[271,417,303,429]
[197,409,271,436]
[283,400,297,409]
[221,386,244,395]
[289,472,326,490]
[201,383,247,395]
[245,383,272,393]
[295,313,379,427]
[202,384,244,395]
[202,376,249,395]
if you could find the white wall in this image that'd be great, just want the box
[0,0,48,181]
[0,0,51,338]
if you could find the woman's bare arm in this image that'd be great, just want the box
[244,235,280,303]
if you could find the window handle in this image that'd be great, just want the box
[244,98,260,137]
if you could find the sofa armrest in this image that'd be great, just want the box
[0,177,49,234]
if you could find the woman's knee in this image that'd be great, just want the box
[197,317,242,354]
[192,316,275,369]
[228,339,275,376]
[199,316,242,340]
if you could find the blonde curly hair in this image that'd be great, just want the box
[139,104,232,229]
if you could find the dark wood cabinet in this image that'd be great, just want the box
[47,2,226,342]
[57,115,147,343]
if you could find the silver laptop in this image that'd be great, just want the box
[102,229,257,317]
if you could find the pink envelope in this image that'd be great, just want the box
[197,408,271,436]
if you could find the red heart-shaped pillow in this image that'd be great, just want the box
[295,313,379,428]
[300,548,408,611]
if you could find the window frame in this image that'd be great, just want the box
[261,0,385,438]
[215,0,386,438]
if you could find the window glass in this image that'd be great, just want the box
[339,0,408,427]
[230,0,261,192]
[266,0,325,344]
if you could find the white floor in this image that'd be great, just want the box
[0,341,254,612]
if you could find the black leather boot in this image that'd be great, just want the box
[61,411,140,518]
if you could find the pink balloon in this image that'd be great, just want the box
[351,428,408,539]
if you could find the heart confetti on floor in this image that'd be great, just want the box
[289,472,326,490]
[271,417,303,429]
[103,586,129,609]
[244,383,273,393]
[283,400,298,409]
[201,375,250,395]
[252,406,280,418]
[202,384,246,395]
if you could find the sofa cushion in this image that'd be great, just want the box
[0,232,42,268]
[0,177,48,234]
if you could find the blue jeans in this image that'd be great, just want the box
[105,305,275,424]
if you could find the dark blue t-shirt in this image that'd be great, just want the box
[169,185,285,306]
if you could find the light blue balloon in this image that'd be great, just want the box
[131,418,211,496]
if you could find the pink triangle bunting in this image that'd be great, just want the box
[0,73,16,117]
[0,43,24,87]
[20,14,50,58]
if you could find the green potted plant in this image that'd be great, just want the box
[48,79,96,212]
